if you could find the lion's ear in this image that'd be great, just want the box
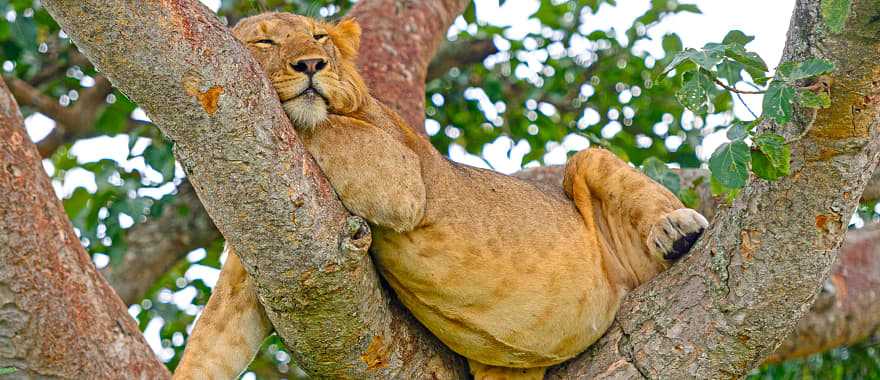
[331,18,361,60]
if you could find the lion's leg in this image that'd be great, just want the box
[468,359,547,380]
[173,244,272,380]
[563,148,708,265]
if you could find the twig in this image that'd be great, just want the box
[714,78,765,95]
[735,92,758,119]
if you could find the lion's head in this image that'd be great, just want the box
[233,13,368,129]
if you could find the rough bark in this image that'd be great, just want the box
[39,0,468,378]
[768,223,880,362]
[0,79,169,378]
[101,180,220,304]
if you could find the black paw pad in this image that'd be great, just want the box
[664,229,704,261]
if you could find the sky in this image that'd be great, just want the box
[18,0,798,364]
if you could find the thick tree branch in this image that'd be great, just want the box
[41,0,469,377]
[111,163,880,365]
[0,79,169,378]
[769,223,880,362]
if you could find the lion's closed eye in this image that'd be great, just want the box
[251,39,276,48]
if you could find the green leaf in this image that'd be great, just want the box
[642,157,681,195]
[724,44,768,75]
[95,107,128,134]
[143,143,175,181]
[461,1,476,24]
[797,89,831,109]
[751,149,786,180]
[722,30,755,46]
[709,140,751,189]
[753,132,790,175]
[662,34,683,54]
[664,48,722,73]
[63,187,92,220]
[0,367,16,375]
[717,59,744,84]
[780,58,835,81]
[709,174,741,201]
[679,187,700,209]
[676,70,714,114]
[762,81,796,123]
[675,4,701,14]
[726,120,750,140]
[821,0,851,33]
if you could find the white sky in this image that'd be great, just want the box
[16,0,797,358]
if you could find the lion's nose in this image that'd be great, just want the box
[291,58,327,75]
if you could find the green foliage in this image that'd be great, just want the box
[752,133,790,180]
[642,157,681,195]
[750,339,880,380]
[0,367,16,375]
[662,29,834,196]
[709,140,750,189]
[676,70,714,114]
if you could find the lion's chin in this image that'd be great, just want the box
[282,97,328,130]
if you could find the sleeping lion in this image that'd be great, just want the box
[173,12,708,380]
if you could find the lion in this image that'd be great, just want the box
[172,12,709,380]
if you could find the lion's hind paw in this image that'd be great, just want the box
[648,208,709,261]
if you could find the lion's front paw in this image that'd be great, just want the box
[648,209,709,261]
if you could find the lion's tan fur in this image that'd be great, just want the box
[173,13,708,380]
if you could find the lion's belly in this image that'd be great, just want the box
[371,214,620,367]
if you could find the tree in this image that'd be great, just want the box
[2,0,880,378]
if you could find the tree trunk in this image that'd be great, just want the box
[0,79,169,378]
[39,0,468,378]
[36,0,880,379]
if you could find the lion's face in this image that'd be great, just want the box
[233,13,368,129]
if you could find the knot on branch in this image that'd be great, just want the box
[340,216,371,255]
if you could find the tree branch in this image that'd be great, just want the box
[5,76,82,129]
[40,0,470,377]
[768,223,880,362]
[713,77,766,95]
[0,78,169,378]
